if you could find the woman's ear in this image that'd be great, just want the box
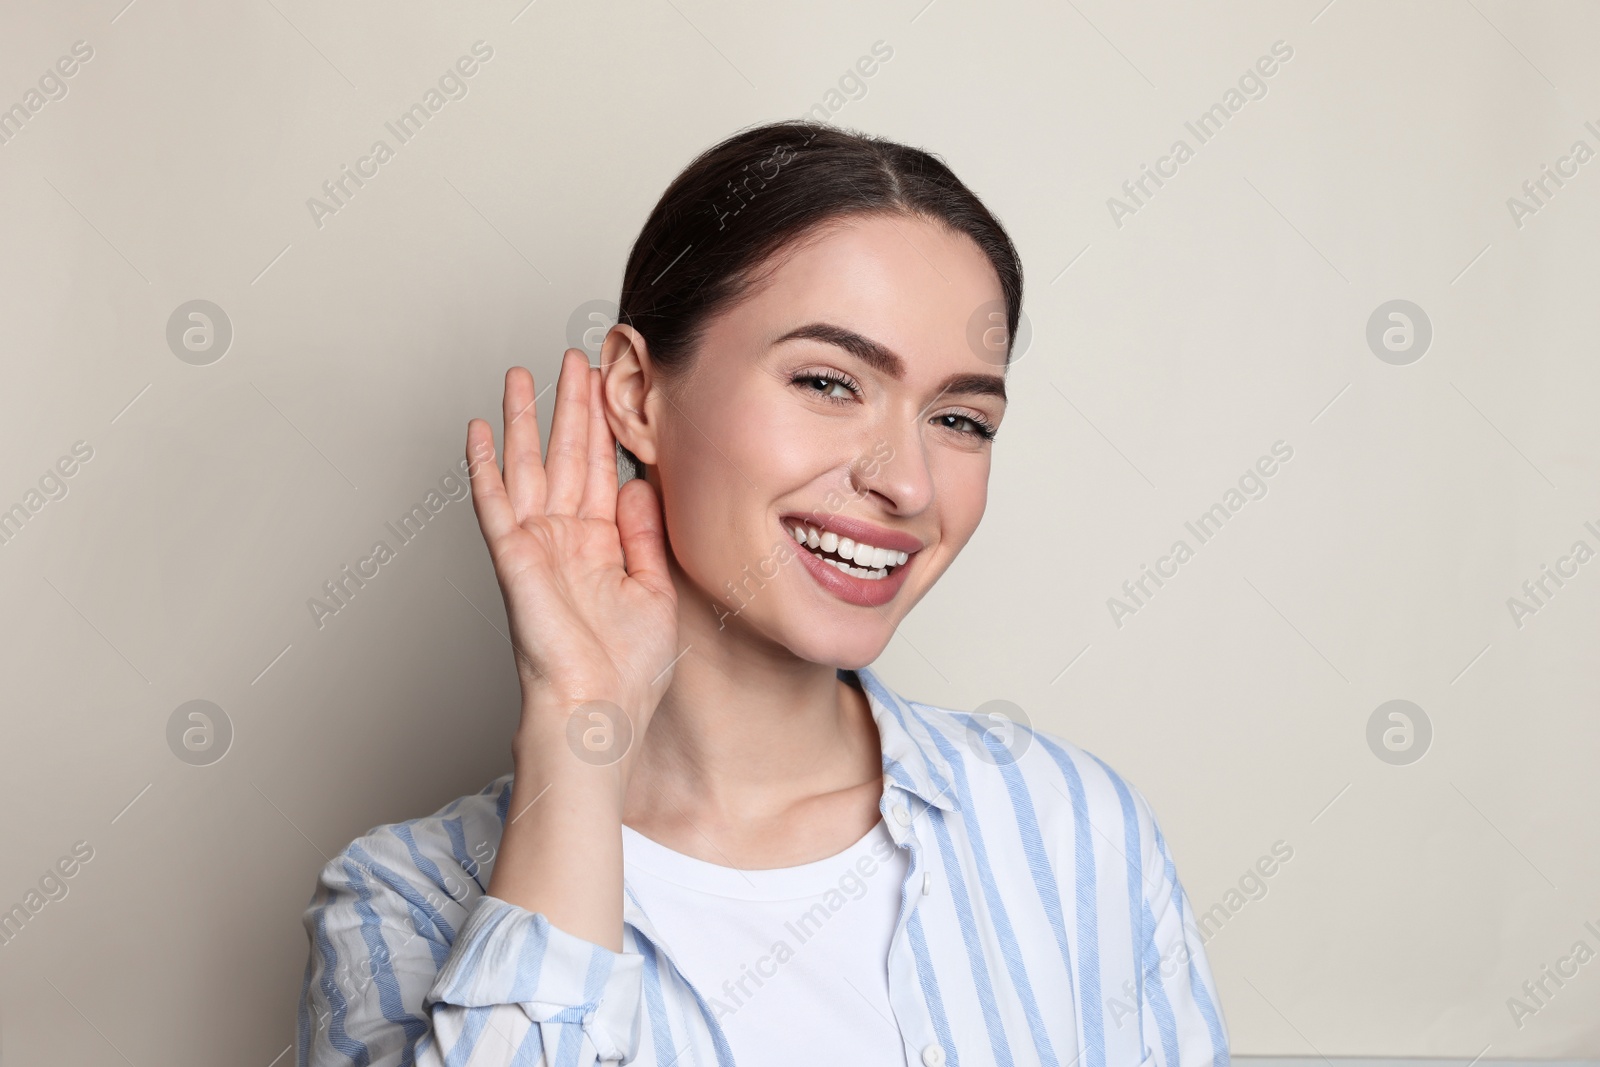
[599,323,660,467]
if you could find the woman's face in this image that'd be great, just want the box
[613,212,1009,670]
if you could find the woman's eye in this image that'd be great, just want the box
[795,373,858,401]
[936,412,997,441]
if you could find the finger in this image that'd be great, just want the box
[614,477,674,596]
[543,349,592,516]
[465,419,521,550]
[577,367,619,525]
[501,367,546,522]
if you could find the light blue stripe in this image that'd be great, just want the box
[1033,732,1107,1067]
[1086,751,1148,1058]
[509,1021,546,1066]
[374,832,452,971]
[633,929,680,1065]
[351,841,455,950]
[885,760,922,796]
[923,714,1059,1067]
[685,977,738,1067]
[342,857,430,1065]
[511,905,549,997]
[442,1004,494,1067]
[439,903,509,1002]
[973,718,1082,1053]
[923,792,1016,1066]
[633,891,737,1067]
[443,817,486,894]
[442,912,550,1064]
[1139,896,1185,1065]
[1151,823,1230,1064]
[553,946,614,1067]
[309,874,372,1065]
[496,778,513,825]
[856,670,955,812]
[390,823,453,901]
[906,909,959,1067]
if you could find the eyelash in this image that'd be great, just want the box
[790,368,998,441]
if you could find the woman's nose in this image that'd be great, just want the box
[845,424,934,516]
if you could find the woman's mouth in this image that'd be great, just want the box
[784,519,908,580]
[776,514,924,608]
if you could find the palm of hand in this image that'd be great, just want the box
[465,349,679,726]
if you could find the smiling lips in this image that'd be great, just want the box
[785,519,909,579]
[779,513,923,608]
[777,511,921,579]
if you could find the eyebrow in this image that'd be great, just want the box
[773,321,1008,403]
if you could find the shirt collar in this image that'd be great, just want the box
[848,664,959,815]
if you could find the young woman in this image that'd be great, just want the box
[297,120,1230,1067]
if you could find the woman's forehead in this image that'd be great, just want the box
[721,217,1005,356]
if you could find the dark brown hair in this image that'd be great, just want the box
[615,119,1023,475]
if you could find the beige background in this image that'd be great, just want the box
[2,0,1597,1061]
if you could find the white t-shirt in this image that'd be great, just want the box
[621,818,908,1065]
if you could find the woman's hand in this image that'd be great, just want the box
[465,349,678,767]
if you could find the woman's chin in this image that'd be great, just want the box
[778,627,890,672]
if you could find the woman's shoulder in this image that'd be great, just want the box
[901,695,1165,836]
[307,771,516,918]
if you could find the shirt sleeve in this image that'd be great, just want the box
[1129,784,1232,1067]
[297,844,644,1067]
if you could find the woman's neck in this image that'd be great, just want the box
[619,633,885,868]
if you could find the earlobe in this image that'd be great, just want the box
[599,324,660,466]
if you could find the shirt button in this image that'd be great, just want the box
[892,803,911,826]
[922,1044,946,1066]
[922,871,932,895]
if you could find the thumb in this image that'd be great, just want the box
[615,477,673,594]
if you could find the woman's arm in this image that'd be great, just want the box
[297,837,644,1066]
[1131,784,1233,1067]
[484,691,631,953]
[465,352,678,952]
[297,350,677,1065]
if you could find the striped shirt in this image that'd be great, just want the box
[296,665,1231,1067]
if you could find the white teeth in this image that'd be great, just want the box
[784,519,915,577]
[824,556,888,580]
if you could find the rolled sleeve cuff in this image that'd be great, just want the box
[427,894,643,1063]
